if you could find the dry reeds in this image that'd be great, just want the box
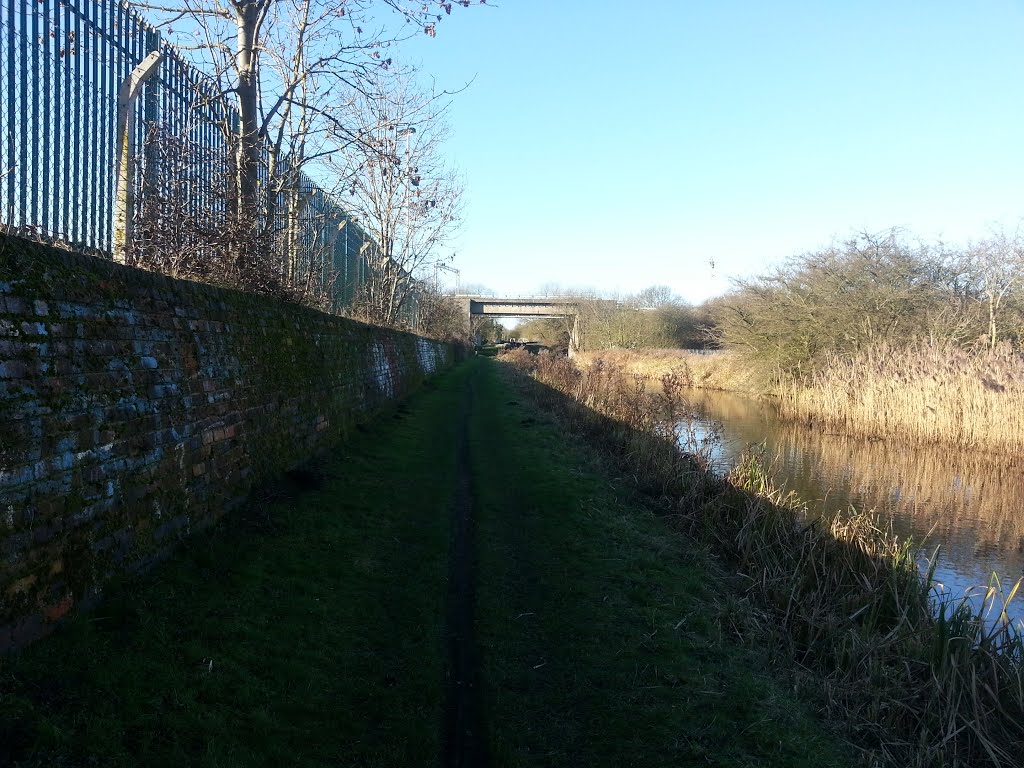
[688,388,1024,561]
[777,340,1024,454]
[500,348,713,498]
[597,340,1024,454]
[501,349,1024,768]
[575,348,769,393]
[724,455,1024,768]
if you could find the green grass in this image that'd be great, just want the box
[0,369,468,768]
[1,359,858,766]
[509,350,1024,766]
[469,361,856,767]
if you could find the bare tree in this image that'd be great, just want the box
[965,229,1024,350]
[417,286,470,341]
[131,117,341,310]
[338,69,463,327]
[458,283,496,297]
[131,0,471,275]
[710,229,1004,376]
[632,284,680,310]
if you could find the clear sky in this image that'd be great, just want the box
[396,0,1024,303]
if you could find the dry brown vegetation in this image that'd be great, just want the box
[501,348,1024,768]
[691,391,1024,559]
[712,230,1024,374]
[776,340,1024,454]
[692,229,1024,453]
[575,348,768,393]
[589,340,1024,454]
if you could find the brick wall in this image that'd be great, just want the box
[0,234,458,650]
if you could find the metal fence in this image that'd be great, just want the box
[1,0,372,310]
[290,172,373,314]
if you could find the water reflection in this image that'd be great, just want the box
[682,389,1024,626]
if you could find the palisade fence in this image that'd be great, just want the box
[0,0,374,313]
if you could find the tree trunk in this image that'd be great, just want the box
[235,2,262,272]
[989,294,998,351]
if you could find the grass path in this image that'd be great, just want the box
[0,369,465,767]
[1,359,856,767]
[469,361,854,768]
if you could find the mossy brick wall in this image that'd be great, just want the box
[0,234,457,650]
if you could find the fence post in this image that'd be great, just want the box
[142,29,162,218]
[327,219,346,313]
[113,50,161,265]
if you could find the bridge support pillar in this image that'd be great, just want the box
[569,314,581,358]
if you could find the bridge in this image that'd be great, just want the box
[456,296,581,353]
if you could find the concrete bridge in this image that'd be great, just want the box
[457,296,581,354]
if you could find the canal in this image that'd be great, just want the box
[681,388,1024,628]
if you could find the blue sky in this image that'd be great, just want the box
[398,1,1024,303]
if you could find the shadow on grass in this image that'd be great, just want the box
[469,363,858,768]
[0,366,468,768]
[498,351,1024,768]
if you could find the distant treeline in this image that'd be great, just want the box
[511,285,712,351]
[700,228,1024,452]
[708,228,1024,378]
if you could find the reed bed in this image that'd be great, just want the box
[688,387,1024,559]
[574,348,767,393]
[777,341,1024,454]
[500,348,1024,768]
[767,417,1024,556]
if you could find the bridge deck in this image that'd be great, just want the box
[464,297,577,317]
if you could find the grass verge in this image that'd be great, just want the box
[502,349,1024,767]
[0,366,469,768]
[2,357,930,767]
[469,359,856,767]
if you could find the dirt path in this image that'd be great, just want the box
[443,368,488,768]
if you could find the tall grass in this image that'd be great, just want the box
[501,349,713,499]
[575,348,767,393]
[588,341,1024,454]
[777,340,1024,454]
[688,386,1024,556]
[500,348,1024,768]
[724,456,1024,768]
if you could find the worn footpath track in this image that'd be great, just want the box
[443,368,488,767]
[1,358,859,767]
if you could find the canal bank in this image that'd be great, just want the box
[576,346,1024,455]
[0,359,856,767]
[681,388,1024,629]
[507,349,1023,768]
[574,348,1024,626]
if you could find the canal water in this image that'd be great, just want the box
[680,388,1024,629]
